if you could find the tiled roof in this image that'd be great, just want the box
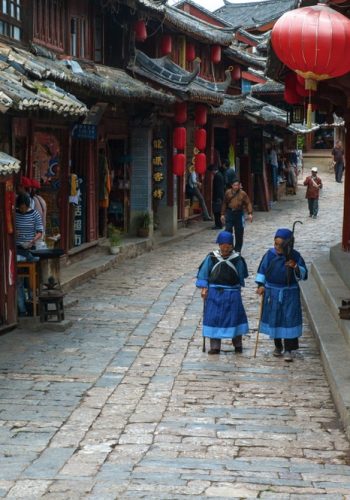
[0,52,87,116]
[215,0,299,29]
[0,152,21,176]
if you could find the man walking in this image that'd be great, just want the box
[209,164,227,229]
[303,167,322,219]
[332,140,345,183]
[220,179,253,253]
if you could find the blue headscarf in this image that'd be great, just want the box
[216,231,234,245]
[275,228,293,240]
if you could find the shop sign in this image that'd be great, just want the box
[72,124,97,140]
[73,178,86,247]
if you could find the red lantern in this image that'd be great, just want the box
[161,34,172,56]
[231,65,241,81]
[195,105,207,126]
[211,45,221,64]
[134,20,147,42]
[195,128,206,151]
[173,127,186,150]
[186,43,196,62]
[284,72,301,104]
[271,4,350,88]
[194,153,206,175]
[174,102,187,124]
[173,153,186,176]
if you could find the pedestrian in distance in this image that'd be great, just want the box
[332,140,345,183]
[186,168,212,221]
[220,179,253,253]
[255,228,308,362]
[196,231,249,355]
[208,163,226,230]
[303,167,322,219]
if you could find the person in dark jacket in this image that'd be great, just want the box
[303,167,322,218]
[209,164,227,229]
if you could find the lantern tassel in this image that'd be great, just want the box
[307,103,312,129]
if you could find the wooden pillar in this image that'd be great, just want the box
[342,122,350,250]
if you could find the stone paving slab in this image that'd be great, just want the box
[0,172,350,498]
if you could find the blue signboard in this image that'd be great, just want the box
[72,124,97,140]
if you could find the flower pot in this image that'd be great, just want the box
[110,246,120,255]
[137,228,149,238]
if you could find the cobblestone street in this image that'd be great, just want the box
[1,172,350,498]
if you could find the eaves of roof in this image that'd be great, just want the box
[0,151,21,175]
[164,6,234,46]
[173,0,233,27]
[128,50,228,105]
[223,45,266,70]
[1,43,174,109]
[251,80,284,95]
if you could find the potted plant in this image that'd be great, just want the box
[107,224,122,254]
[136,211,152,238]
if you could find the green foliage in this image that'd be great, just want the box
[107,224,122,246]
[136,211,152,229]
[297,135,305,151]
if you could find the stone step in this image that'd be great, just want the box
[300,272,350,439]
[310,255,350,346]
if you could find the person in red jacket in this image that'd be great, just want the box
[303,167,322,219]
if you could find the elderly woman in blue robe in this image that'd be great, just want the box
[196,231,249,355]
[256,228,308,362]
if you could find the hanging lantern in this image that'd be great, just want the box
[174,102,187,124]
[230,65,241,81]
[186,43,196,62]
[173,127,186,150]
[284,72,301,104]
[271,3,350,90]
[211,45,221,64]
[134,20,147,42]
[195,105,207,126]
[173,153,186,176]
[194,153,206,175]
[195,128,206,151]
[161,34,172,56]
[295,81,309,98]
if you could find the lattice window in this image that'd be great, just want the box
[33,0,65,51]
[0,0,22,40]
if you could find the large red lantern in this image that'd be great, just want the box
[173,153,186,176]
[211,45,221,64]
[195,105,207,126]
[284,72,301,104]
[186,43,196,62]
[161,34,172,56]
[174,102,187,124]
[134,20,147,42]
[173,127,186,150]
[271,4,350,89]
[195,128,206,151]
[194,153,206,175]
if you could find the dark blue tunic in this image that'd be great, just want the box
[255,248,308,339]
[196,250,249,339]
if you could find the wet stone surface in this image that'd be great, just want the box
[1,172,350,498]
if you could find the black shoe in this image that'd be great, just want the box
[211,225,222,230]
[203,217,213,221]
[208,349,220,355]
[234,346,243,353]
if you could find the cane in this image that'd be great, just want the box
[253,293,264,358]
[202,297,206,352]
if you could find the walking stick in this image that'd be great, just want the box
[202,297,206,352]
[253,293,264,358]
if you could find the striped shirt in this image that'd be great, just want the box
[15,209,43,246]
